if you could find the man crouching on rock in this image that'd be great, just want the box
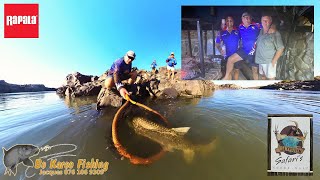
[104,50,137,99]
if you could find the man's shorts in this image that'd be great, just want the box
[236,49,258,68]
[167,65,175,71]
[259,63,277,79]
[107,73,131,81]
[225,56,241,69]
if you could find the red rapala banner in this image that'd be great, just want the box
[4,4,39,38]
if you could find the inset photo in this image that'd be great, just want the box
[268,114,313,176]
[181,6,314,80]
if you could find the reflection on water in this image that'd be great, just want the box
[0,90,319,180]
[62,95,97,114]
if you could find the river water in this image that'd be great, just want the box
[0,90,319,180]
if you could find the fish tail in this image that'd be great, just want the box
[4,168,8,175]
[183,149,195,164]
[2,147,7,154]
[198,137,218,155]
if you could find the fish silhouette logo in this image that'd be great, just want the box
[2,144,39,176]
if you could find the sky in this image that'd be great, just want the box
[0,0,318,88]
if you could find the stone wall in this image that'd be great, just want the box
[278,32,314,80]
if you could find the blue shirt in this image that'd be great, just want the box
[151,62,157,68]
[166,57,177,67]
[108,57,131,90]
[216,29,240,57]
[239,22,260,54]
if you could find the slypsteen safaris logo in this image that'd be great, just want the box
[274,121,308,155]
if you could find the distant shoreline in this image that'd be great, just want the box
[0,80,56,93]
[0,91,56,94]
[258,77,320,91]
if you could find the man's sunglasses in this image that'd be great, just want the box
[128,56,135,60]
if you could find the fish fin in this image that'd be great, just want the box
[172,127,190,135]
[4,168,9,175]
[163,146,174,152]
[23,158,34,166]
[198,137,218,156]
[10,165,17,176]
[183,149,195,164]
[2,147,7,155]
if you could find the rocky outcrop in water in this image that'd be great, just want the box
[56,72,102,97]
[0,80,56,93]
[259,76,320,91]
[214,84,242,90]
[56,68,215,108]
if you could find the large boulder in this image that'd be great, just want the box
[159,88,179,99]
[65,72,93,87]
[73,82,102,96]
[57,72,104,97]
[96,88,123,108]
[172,80,214,97]
[56,86,67,95]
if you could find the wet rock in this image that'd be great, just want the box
[56,86,67,95]
[96,89,123,108]
[65,87,74,97]
[174,80,203,96]
[160,88,179,99]
[72,83,102,97]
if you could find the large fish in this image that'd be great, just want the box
[130,117,218,163]
[2,144,39,176]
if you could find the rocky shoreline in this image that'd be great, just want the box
[0,80,56,93]
[56,67,215,108]
[259,76,320,91]
[214,84,242,90]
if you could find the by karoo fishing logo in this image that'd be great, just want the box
[2,143,110,178]
[4,4,39,38]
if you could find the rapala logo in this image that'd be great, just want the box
[6,16,37,26]
[4,4,39,38]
